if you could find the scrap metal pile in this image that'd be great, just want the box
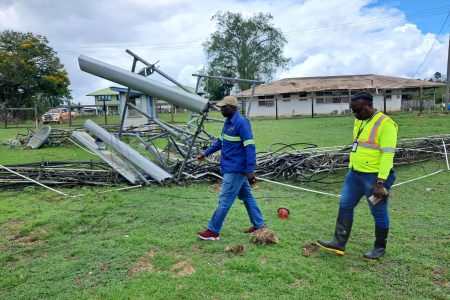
[162,133,450,183]
[255,135,450,182]
[3,126,72,149]
[0,161,126,190]
[1,121,449,190]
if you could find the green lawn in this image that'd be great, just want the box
[0,111,449,299]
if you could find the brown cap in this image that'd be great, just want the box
[216,95,238,107]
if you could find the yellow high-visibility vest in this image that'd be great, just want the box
[349,112,398,179]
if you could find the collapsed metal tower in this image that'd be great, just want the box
[75,50,264,185]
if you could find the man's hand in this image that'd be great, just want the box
[247,172,256,185]
[197,151,206,162]
[372,184,386,198]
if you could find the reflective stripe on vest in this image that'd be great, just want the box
[222,134,242,142]
[357,141,380,150]
[243,139,254,146]
[354,114,393,151]
[368,115,387,144]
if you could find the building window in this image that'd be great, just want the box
[316,91,333,97]
[341,96,350,103]
[281,93,290,98]
[258,95,274,100]
[316,91,349,104]
[298,92,308,101]
[385,90,392,101]
[258,100,274,107]
[98,95,112,101]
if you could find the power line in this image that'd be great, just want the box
[411,10,450,79]
[53,5,450,55]
[284,5,450,36]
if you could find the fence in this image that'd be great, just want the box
[401,100,435,111]
[1,107,38,128]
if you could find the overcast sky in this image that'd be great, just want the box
[1,0,449,104]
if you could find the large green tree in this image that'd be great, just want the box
[0,30,71,116]
[203,11,290,98]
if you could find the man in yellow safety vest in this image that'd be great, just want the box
[316,91,398,259]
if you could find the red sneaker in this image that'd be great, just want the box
[197,229,219,241]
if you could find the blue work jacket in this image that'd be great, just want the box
[204,111,256,174]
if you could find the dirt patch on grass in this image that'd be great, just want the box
[98,263,108,272]
[291,278,304,288]
[129,249,158,276]
[129,250,196,278]
[250,228,279,244]
[170,258,195,277]
[224,244,245,254]
[73,279,84,288]
[301,243,318,257]
[5,229,47,247]
[191,244,203,253]
[433,267,450,288]
[5,220,24,226]
[0,220,24,235]
[258,256,267,265]
[347,266,362,273]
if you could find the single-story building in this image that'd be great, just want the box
[235,74,445,118]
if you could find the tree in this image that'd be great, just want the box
[0,30,71,117]
[203,11,290,97]
[433,72,443,82]
[204,69,235,101]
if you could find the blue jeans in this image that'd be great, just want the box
[208,173,265,234]
[338,169,396,228]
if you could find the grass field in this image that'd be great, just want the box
[0,111,449,299]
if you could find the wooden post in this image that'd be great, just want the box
[3,104,7,128]
[275,95,278,120]
[445,35,450,114]
[348,89,351,111]
[419,86,424,114]
[34,103,38,129]
[103,99,107,125]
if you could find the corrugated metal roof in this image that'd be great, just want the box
[87,88,120,96]
[235,74,445,97]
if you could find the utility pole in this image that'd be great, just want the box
[68,99,72,127]
[445,35,450,114]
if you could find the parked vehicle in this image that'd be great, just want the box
[42,108,76,124]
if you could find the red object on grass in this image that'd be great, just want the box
[277,207,290,219]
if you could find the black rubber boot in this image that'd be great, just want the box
[364,227,389,260]
[316,217,353,256]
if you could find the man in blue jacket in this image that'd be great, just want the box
[197,95,266,241]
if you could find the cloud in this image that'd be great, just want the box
[0,0,447,104]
